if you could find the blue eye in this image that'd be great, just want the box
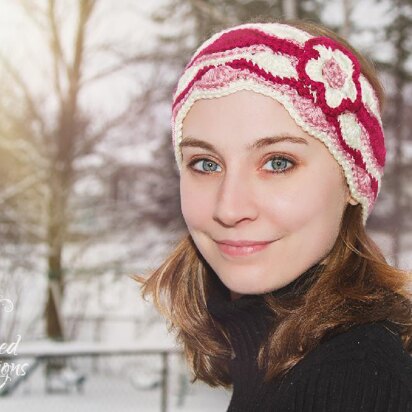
[187,155,295,175]
[189,158,222,173]
[263,156,295,174]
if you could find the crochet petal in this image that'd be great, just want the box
[333,50,354,77]
[345,79,358,103]
[305,58,324,82]
[339,112,362,150]
[325,88,344,108]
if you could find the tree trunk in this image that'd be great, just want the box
[341,0,353,38]
[283,0,297,19]
[44,280,64,340]
[43,0,93,341]
[45,175,67,339]
[390,3,408,267]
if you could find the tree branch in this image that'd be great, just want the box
[47,0,69,105]
[0,53,47,136]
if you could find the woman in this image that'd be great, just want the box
[133,19,412,411]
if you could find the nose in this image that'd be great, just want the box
[213,168,258,227]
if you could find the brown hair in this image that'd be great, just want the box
[131,19,412,387]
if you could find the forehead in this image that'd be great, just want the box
[181,90,319,151]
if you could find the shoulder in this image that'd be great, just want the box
[302,320,412,373]
[276,321,412,411]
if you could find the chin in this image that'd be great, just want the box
[219,271,275,295]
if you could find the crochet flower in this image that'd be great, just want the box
[298,37,361,115]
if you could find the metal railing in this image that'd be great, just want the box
[0,341,184,412]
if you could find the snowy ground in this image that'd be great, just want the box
[1,349,232,411]
[1,374,232,412]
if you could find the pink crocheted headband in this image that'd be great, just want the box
[171,22,386,225]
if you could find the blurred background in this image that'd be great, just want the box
[0,0,410,411]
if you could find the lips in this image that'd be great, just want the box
[216,239,273,246]
[214,239,274,256]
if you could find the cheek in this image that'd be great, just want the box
[180,174,213,228]
[259,172,345,230]
[295,177,346,233]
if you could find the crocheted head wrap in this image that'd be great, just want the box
[171,22,386,225]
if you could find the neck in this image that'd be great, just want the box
[228,262,326,301]
[230,290,243,301]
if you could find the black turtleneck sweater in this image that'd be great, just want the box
[206,263,412,411]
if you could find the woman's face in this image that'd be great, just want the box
[180,90,356,299]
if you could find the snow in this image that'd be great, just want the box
[1,372,232,412]
[1,347,232,411]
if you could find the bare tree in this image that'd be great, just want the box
[0,0,159,341]
[363,0,412,266]
[383,0,412,266]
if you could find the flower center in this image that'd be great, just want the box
[322,57,347,89]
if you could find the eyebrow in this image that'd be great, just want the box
[179,134,309,152]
